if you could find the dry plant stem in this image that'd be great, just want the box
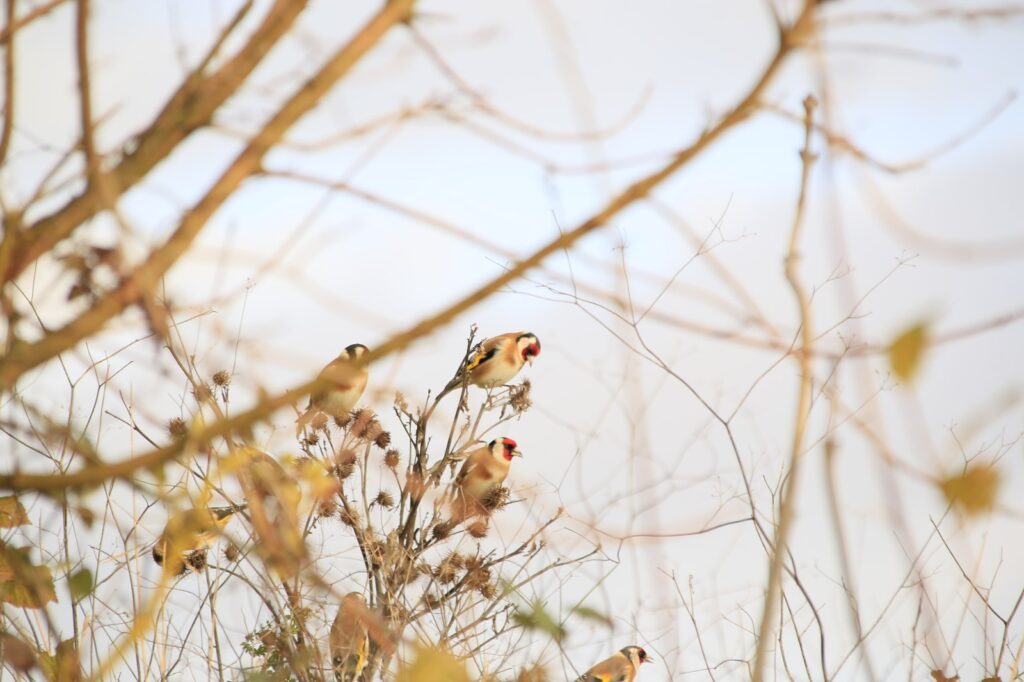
[750,93,819,682]
[0,0,15,168]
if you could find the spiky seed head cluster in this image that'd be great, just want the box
[482,486,511,511]
[509,379,532,414]
[168,417,187,438]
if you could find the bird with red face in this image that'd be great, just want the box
[574,645,652,682]
[441,332,540,398]
[451,437,522,522]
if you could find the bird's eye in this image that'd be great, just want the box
[638,650,647,660]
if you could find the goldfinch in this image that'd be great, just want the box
[441,332,540,397]
[151,506,240,575]
[451,438,522,522]
[296,344,369,436]
[330,592,369,682]
[237,448,300,514]
[574,645,652,682]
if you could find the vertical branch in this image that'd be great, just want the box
[751,94,818,682]
[0,0,15,168]
[74,0,96,181]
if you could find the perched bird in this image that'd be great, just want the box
[296,344,369,436]
[451,437,522,522]
[441,332,540,397]
[236,447,300,514]
[151,506,241,575]
[330,592,369,682]
[574,645,652,682]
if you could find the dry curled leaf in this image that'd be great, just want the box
[939,464,1000,516]
[888,321,929,381]
[397,646,470,682]
[0,545,57,609]
[0,497,29,528]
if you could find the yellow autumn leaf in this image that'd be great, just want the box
[397,646,470,682]
[888,322,929,382]
[939,464,1000,515]
[0,545,58,609]
[0,497,29,528]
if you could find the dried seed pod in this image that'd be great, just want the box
[481,486,510,512]
[468,520,489,538]
[212,370,231,387]
[431,521,453,541]
[374,490,395,509]
[478,581,497,600]
[384,449,401,469]
[374,431,392,449]
[317,499,338,518]
[339,507,360,527]
[168,417,187,438]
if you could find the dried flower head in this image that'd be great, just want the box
[444,552,466,570]
[482,486,511,512]
[416,562,433,579]
[374,430,392,449]
[185,549,209,572]
[434,559,459,584]
[168,417,187,439]
[422,593,441,610]
[223,544,240,562]
[304,432,320,446]
[365,539,386,569]
[468,520,489,539]
[339,507,360,527]
[374,490,395,509]
[431,520,453,541]
[317,499,338,518]
[463,555,484,573]
[478,581,498,600]
[334,449,357,479]
[384,449,401,469]
[311,413,329,432]
[193,383,214,403]
[509,379,533,414]
[466,565,492,590]
[333,412,353,429]
[394,392,409,413]
[212,370,231,387]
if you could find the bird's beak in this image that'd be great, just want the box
[512,449,523,458]
[644,655,654,664]
[526,356,534,366]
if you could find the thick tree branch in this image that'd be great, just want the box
[2,0,308,281]
[0,0,416,391]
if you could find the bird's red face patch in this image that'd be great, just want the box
[521,343,540,361]
[500,438,518,460]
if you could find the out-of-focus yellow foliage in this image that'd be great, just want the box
[0,544,57,608]
[0,633,37,673]
[0,497,29,527]
[888,322,930,382]
[39,638,81,682]
[938,464,1001,516]
[397,646,470,682]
